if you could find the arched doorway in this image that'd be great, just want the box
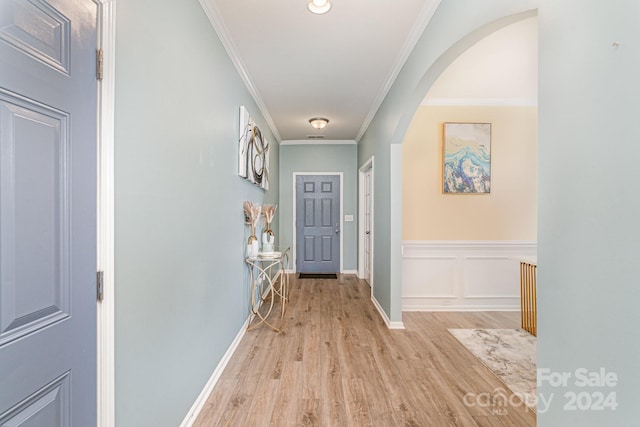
[401,16,538,311]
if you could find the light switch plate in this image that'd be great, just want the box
[345,214,354,222]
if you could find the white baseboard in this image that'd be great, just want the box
[389,321,406,329]
[179,318,250,426]
[181,268,289,425]
[371,295,405,330]
[403,304,519,312]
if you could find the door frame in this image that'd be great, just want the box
[96,1,116,426]
[358,156,374,290]
[292,172,343,273]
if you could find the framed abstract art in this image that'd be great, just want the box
[442,122,491,194]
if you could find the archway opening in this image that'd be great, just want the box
[400,16,538,312]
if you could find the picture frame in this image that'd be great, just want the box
[442,122,491,194]
[238,106,269,190]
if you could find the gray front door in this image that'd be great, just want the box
[0,0,98,425]
[296,175,340,273]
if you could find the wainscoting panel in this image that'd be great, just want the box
[403,256,457,299]
[464,256,520,299]
[402,241,536,311]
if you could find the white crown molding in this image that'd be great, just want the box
[422,97,538,107]
[198,0,282,143]
[355,0,442,142]
[280,139,357,146]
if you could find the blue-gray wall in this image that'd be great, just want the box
[279,143,357,272]
[537,0,640,424]
[111,0,640,425]
[357,0,538,323]
[361,0,640,423]
[114,1,278,425]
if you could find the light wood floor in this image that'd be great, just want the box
[194,275,535,426]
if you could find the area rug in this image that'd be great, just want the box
[448,328,536,409]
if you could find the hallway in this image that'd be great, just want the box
[194,275,535,426]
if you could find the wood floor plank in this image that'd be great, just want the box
[295,398,320,426]
[243,378,280,427]
[192,379,235,426]
[318,375,346,426]
[472,415,511,427]
[318,332,347,426]
[193,274,535,427]
[342,378,374,427]
[268,362,302,426]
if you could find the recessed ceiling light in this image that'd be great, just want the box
[309,117,329,129]
[308,0,331,14]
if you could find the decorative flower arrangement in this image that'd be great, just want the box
[261,204,277,237]
[243,201,261,246]
[261,204,277,253]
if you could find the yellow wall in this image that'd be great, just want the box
[402,105,537,240]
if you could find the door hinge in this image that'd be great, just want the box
[96,48,103,81]
[97,270,104,301]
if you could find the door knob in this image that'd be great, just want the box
[365,231,370,235]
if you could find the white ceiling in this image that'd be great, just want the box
[424,16,538,106]
[200,2,537,143]
[201,0,440,142]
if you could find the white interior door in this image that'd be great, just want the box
[0,0,98,424]
[364,169,372,285]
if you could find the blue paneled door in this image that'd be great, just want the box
[0,0,98,425]
[296,175,340,273]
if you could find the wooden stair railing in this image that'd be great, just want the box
[520,260,537,336]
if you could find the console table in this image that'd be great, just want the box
[245,247,290,332]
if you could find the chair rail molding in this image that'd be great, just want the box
[402,240,537,311]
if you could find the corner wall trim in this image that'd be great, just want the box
[179,317,249,427]
[371,295,405,330]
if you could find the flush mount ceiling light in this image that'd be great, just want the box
[308,0,331,14]
[309,117,329,129]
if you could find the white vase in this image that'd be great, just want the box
[262,228,275,244]
[247,238,259,257]
[262,225,275,253]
